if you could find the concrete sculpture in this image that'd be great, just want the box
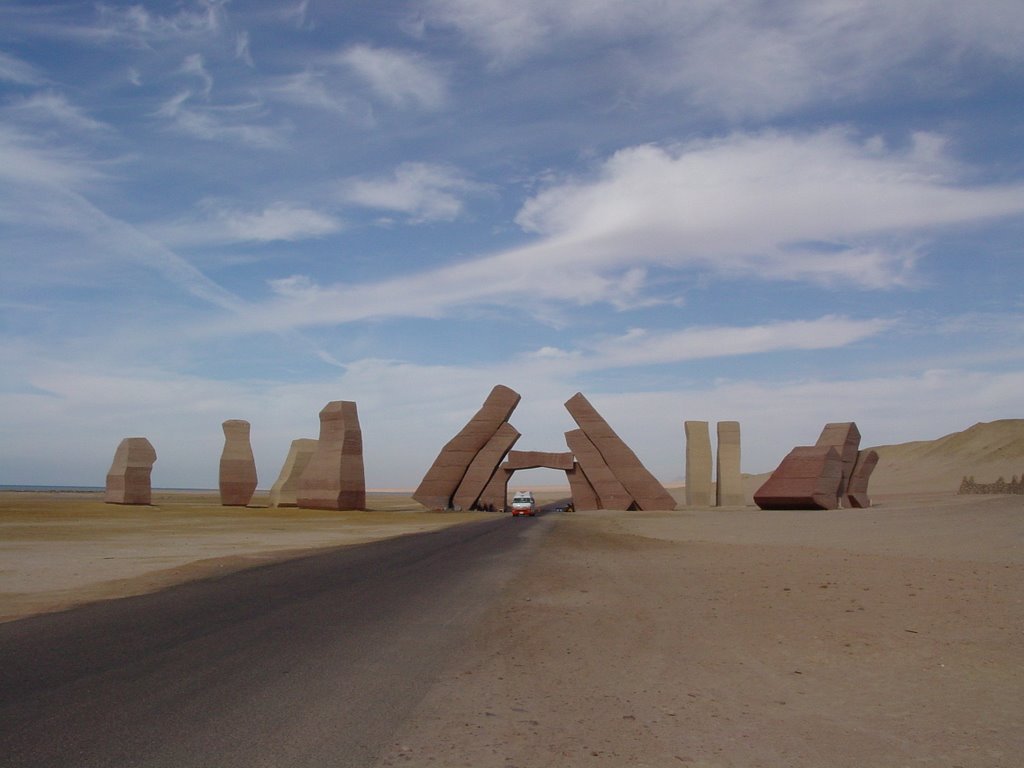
[297,401,365,511]
[716,421,744,507]
[451,422,521,511]
[846,449,879,508]
[684,421,712,506]
[815,422,861,499]
[477,467,513,512]
[565,428,635,510]
[566,462,601,511]
[414,385,521,509]
[565,393,676,511]
[503,450,575,471]
[753,446,843,510]
[268,438,317,508]
[219,419,258,506]
[105,437,157,505]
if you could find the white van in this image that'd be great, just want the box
[510,491,537,517]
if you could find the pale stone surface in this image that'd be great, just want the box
[414,385,521,509]
[503,450,575,471]
[754,446,843,510]
[566,462,601,511]
[477,468,512,512]
[565,392,676,511]
[716,421,744,507]
[105,438,157,505]
[297,401,366,511]
[219,419,258,507]
[565,428,635,510]
[815,422,861,502]
[452,423,521,511]
[268,438,317,508]
[684,421,712,507]
[846,449,879,508]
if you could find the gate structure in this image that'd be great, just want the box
[413,386,676,512]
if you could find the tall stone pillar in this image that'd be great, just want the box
[452,422,520,511]
[815,422,861,503]
[219,419,258,506]
[297,401,365,511]
[269,438,317,507]
[715,421,744,507]
[684,420,712,507]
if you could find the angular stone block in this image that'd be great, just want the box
[565,428,635,510]
[452,422,520,511]
[815,422,861,501]
[846,449,879,508]
[716,421,744,507]
[754,446,843,510]
[565,392,676,510]
[684,421,712,507]
[477,467,512,512]
[219,419,258,506]
[503,450,575,471]
[566,462,601,511]
[413,385,521,509]
[268,438,317,508]
[105,437,157,505]
[297,401,365,511]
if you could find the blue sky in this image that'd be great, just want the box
[2,0,1023,490]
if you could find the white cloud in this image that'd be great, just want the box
[180,53,213,96]
[94,0,226,44]
[5,92,112,134]
[155,90,286,148]
[0,50,44,84]
[338,44,447,109]
[235,31,254,66]
[339,162,486,222]
[154,201,343,246]
[425,0,1024,117]
[263,71,374,126]
[217,128,1024,333]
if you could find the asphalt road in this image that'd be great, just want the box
[0,512,553,768]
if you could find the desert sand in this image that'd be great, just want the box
[2,420,1022,765]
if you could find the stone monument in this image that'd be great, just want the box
[219,419,258,506]
[565,428,635,510]
[566,462,601,511]
[297,401,365,511]
[565,392,676,510]
[753,445,843,510]
[413,385,521,509]
[716,421,744,506]
[815,422,861,500]
[845,449,879,508]
[268,438,318,507]
[105,437,157,505]
[451,422,521,511]
[684,421,712,506]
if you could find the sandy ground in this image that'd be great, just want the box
[2,489,1022,766]
[374,492,1023,767]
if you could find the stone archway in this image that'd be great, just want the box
[412,385,676,512]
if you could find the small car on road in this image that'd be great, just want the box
[510,491,537,516]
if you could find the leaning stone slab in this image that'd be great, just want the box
[413,385,521,509]
[297,401,365,511]
[684,421,712,507]
[477,467,512,512]
[815,422,861,502]
[105,437,157,505]
[716,421,744,507]
[754,445,843,510]
[452,422,521,511]
[565,428,635,510]
[566,462,601,511]
[269,438,317,507]
[846,449,879,508]
[565,392,676,510]
[219,419,258,506]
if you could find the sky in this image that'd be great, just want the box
[2,0,1023,491]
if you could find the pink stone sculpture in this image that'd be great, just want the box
[503,450,575,471]
[414,385,521,509]
[451,422,521,511]
[684,421,712,507]
[565,428,635,510]
[269,438,317,508]
[753,446,843,510]
[219,419,258,506]
[716,421,744,507]
[846,449,879,508]
[566,462,601,511]
[477,467,512,512]
[565,392,676,511]
[297,401,365,511]
[815,422,861,501]
[105,437,157,505]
